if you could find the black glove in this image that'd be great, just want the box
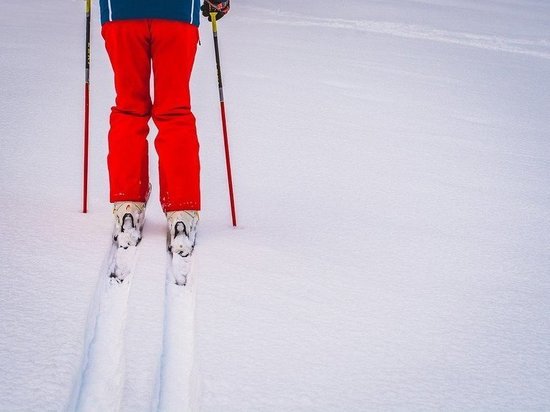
[201,0,230,21]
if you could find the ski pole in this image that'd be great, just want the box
[82,0,91,213]
[210,12,237,227]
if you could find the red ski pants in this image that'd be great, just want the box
[102,19,200,212]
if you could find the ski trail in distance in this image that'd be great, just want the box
[237,7,550,60]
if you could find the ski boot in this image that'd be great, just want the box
[166,210,199,286]
[110,201,147,283]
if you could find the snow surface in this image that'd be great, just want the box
[1,0,550,410]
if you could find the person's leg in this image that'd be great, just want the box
[150,19,201,212]
[102,20,152,203]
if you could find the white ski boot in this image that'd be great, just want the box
[110,201,147,283]
[166,210,199,286]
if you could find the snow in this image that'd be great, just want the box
[1,0,550,410]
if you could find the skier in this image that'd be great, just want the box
[99,0,230,284]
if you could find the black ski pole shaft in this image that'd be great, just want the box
[82,0,91,213]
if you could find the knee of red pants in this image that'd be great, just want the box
[108,106,152,203]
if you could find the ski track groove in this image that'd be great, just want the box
[68,242,137,411]
[153,253,200,412]
[68,240,199,411]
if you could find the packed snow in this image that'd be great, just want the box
[1,0,549,410]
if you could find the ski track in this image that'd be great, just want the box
[153,255,200,412]
[236,8,550,59]
[68,240,199,411]
[69,243,137,411]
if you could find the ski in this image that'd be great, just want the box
[109,239,140,284]
[167,246,194,286]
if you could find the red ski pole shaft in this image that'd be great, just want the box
[210,13,237,227]
[82,0,91,213]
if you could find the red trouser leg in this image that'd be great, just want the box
[102,20,151,203]
[102,20,200,211]
[150,20,200,212]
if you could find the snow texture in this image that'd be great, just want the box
[1,0,550,410]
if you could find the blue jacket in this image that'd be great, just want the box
[99,0,201,26]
